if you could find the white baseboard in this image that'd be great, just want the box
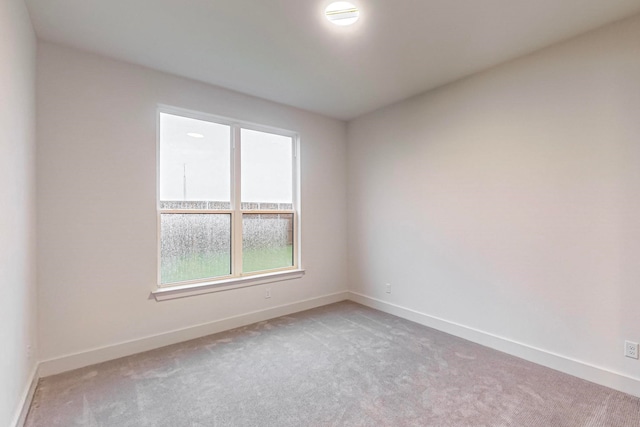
[40,291,349,377]
[348,291,640,399]
[11,364,39,427]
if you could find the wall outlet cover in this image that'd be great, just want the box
[624,341,638,359]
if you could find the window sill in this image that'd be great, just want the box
[151,269,306,301]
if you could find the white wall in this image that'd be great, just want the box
[0,0,38,425]
[36,42,348,366]
[348,15,640,391]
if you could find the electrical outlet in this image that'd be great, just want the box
[27,345,32,360]
[385,283,392,294]
[265,288,272,299]
[624,341,638,359]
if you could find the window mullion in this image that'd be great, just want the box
[232,125,243,277]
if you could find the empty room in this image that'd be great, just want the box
[2,0,640,425]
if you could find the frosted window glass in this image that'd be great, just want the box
[241,129,292,206]
[159,113,230,206]
[160,214,231,284]
[242,214,293,273]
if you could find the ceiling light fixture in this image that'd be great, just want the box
[186,132,204,138]
[325,2,360,26]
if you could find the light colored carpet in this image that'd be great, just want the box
[26,301,640,426]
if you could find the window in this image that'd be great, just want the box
[157,108,300,292]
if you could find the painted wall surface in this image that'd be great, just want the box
[0,0,37,424]
[348,16,640,382]
[36,42,348,361]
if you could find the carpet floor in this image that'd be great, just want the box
[25,301,640,426]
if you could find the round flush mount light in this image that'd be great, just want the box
[186,132,204,138]
[325,2,360,26]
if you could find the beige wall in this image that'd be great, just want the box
[348,15,640,392]
[0,0,38,425]
[36,42,348,364]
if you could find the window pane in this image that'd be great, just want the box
[160,214,231,284]
[159,201,231,210]
[159,113,231,208]
[243,213,293,273]
[240,202,293,210]
[241,129,292,208]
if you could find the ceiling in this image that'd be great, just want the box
[25,0,640,120]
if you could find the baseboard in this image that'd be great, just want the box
[11,363,39,427]
[40,291,349,377]
[348,291,640,399]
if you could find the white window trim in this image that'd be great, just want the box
[155,105,302,300]
[151,268,306,301]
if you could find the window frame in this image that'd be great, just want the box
[154,105,303,300]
